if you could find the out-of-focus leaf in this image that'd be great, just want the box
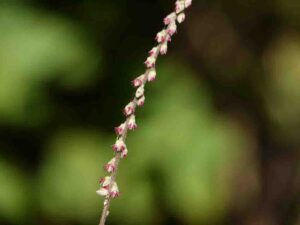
[0,158,30,223]
[37,129,110,223]
[0,5,100,125]
[263,32,300,141]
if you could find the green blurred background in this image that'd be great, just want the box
[0,0,299,225]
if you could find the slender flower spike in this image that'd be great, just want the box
[160,42,168,55]
[127,115,137,130]
[98,1,192,224]
[135,85,144,98]
[156,29,167,43]
[123,101,135,116]
[148,68,157,82]
[177,12,186,23]
[164,12,177,25]
[115,123,126,135]
[104,157,117,173]
[132,75,145,87]
[137,95,145,106]
[112,138,126,152]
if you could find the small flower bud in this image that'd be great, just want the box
[115,123,126,135]
[145,56,156,68]
[96,187,109,196]
[110,182,120,198]
[155,29,167,43]
[123,101,135,116]
[112,138,126,152]
[132,75,145,87]
[128,115,137,130]
[185,0,192,8]
[135,85,144,98]
[177,12,186,23]
[160,42,168,55]
[175,1,185,13]
[137,95,145,106]
[167,22,177,36]
[148,68,157,82]
[99,176,111,187]
[164,12,176,25]
[149,46,158,56]
[121,148,128,158]
[104,157,117,173]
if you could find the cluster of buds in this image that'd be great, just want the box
[97,1,192,222]
[96,176,120,198]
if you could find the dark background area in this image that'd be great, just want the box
[0,0,299,225]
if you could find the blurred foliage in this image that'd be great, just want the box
[0,0,299,225]
[0,4,99,125]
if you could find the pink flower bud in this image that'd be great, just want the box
[99,176,111,186]
[110,182,120,198]
[135,85,144,98]
[104,157,117,173]
[121,148,128,158]
[115,123,126,135]
[167,22,177,36]
[164,12,176,25]
[175,0,185,13]
[128,115,137,130]
[145,56,156,68]
[148,68,157,82]
[112,138,126,152]
[185,0,192,8]
[160,42,168,55]
[123,101,135,116]
[155,29,167,43]
[149,46,158,56]
[177,12,186,23]
[137,95,145,106]
[132,75,145,87]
